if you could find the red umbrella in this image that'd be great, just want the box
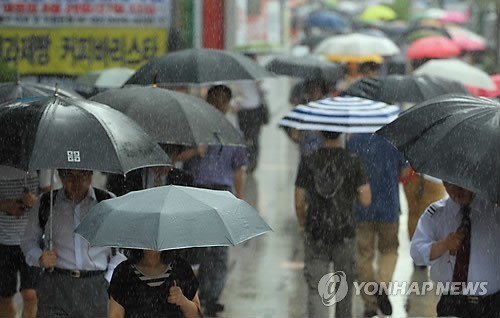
[452,35,486,51]
[439,10,470,24]
[406,36,461,59]
[447,25,487,52]
[466,75,500,98]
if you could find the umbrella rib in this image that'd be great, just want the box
[74,101,124,173]
[407,107,493,171]
[176,189,238,245]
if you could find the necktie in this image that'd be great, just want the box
[452,205,471,288]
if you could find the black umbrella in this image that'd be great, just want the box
[265,56,345,82]
[397,25,452,46]
[300,34,335,50]
[0,95,171,174]
[0,81,82,104]
[125,48,272,85]
[343,75,470,104]
[91,86,245,147]
[376,94,500,201]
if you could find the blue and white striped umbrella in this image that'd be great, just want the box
[279,95,400,133]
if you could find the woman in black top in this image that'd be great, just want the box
[108,249,201,318]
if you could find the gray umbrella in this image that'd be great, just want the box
[125,48,273,85]
[0,81,82,104]
[376,94,500,201]
[0,95,171,174]
[265,56,345,82]
[343,75,470,104]
[75,185,272,250]
[91,86,245,147]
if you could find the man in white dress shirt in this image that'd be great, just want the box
[411,181,500,317]
[22,169,125,318]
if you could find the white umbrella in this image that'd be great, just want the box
[314,33,400,57]
[414,59,495,90]
[75,67,135,89]
[279,95,400,133]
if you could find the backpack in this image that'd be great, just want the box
[306,152,356,244]
[38,188,112,232]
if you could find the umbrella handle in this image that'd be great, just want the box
[48,170,55,250]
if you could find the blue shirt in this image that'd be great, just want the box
[347,133,407,223]
[183,145,248,188]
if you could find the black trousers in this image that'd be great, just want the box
[437,292,500,318]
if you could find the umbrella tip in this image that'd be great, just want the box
[54,83,59,97]
[152,70,158,87]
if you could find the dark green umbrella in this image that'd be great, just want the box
[125,48,272,85]
[0,95,171,174]
[91,86,245,147]
[377,94,500,201]
[75,185,272,250]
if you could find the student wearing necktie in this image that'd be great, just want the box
[411,182,500,317]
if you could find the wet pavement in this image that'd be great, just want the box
[216,77,440,318]
[14,78,440,318]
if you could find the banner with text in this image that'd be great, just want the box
[0,28,167,75]
[0,0,171,27]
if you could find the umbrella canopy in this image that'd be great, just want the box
[398,25,451,45]
[446,25,487,51]
[331,1,363,16]
[406,36,461,59]
[414,59,495,90]
[0,95,170,174]
[466,75,500,98]
[314,33,400,57]
[91,86,245,147]
[304,10,351,32]
[439,10,469,24]
[343,75,469,104]
[412,8,446,20]
[125,48,273,85]
[359,4,397,22]
[265,55,345,82]
[75,67,135,89]
[376,94,500,201]
[279,95,400,133]
[300,34,336,51]
[0,81,82,104]
[232,42,285,55]
[75,185,272,250]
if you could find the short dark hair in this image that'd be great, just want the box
[207,85,232,101]
[320,131,341,140]
[359,62,381,75]
[125,249,178,265]
[58,169,93,178]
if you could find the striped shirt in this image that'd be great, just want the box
[132,264,172,287]
[0,166,46,246]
